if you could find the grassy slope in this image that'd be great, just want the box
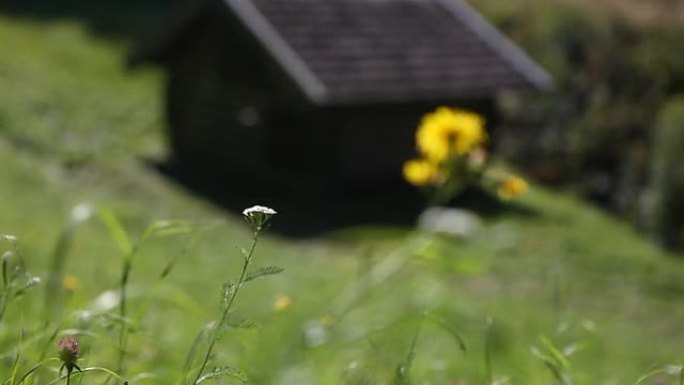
[1,15,683,385]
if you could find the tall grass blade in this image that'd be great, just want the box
[543,361,569,385]
[11,358,60,385]
[9,351,20,385]
[633,368,667,385]
[160,233,199,280]
[133,234,200,324]
[393,319,422,385]
[129,372,158,383]
[8,315,26,385]
[46,367,124,385]
[98,208,132,256]
[531,347,569,385]
[43,225,74,322]
[13,276,40,298]
[425,313,467,352]
[182,323,214,375]
[483,317,493,385]
[140,220,192,245]
[0,328,56,360]
[2,251,8,288]
[539,335,571,370]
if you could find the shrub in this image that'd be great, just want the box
[647,95,684,250]
[477,1,684,218]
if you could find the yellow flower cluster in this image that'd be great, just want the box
[403,106,529,201]
[416,107,487,163]
[403,107,486,187]
[320,314,336,327]
[403,158,441,187]
[273,294,292,312]
[497,175,528,200]
[62,275,81,292]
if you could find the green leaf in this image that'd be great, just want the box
[195,366,248,384]
[243,266,284,283]
[215,316,258,341]
[225,317,258,330]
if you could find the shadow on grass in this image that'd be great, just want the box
[149,159,539,238]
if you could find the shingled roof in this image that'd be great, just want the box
[136,0,552,105]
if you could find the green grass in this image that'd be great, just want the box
[1,14,684,385]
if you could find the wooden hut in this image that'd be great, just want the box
[130,0,551,187]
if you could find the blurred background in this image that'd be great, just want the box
[1,0,684,384]
[2,0,683,244]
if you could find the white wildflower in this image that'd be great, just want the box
[242,205,277,217]
[92,290,121,312]
[303,319,328,347]
[242,205,277,230]
[70,202,93,224]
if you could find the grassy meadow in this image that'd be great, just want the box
[1,8,684,385]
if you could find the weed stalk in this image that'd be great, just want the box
[190,230,260,385]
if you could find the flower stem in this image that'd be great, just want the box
[117,258,132,374]
[189,230,260,385]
